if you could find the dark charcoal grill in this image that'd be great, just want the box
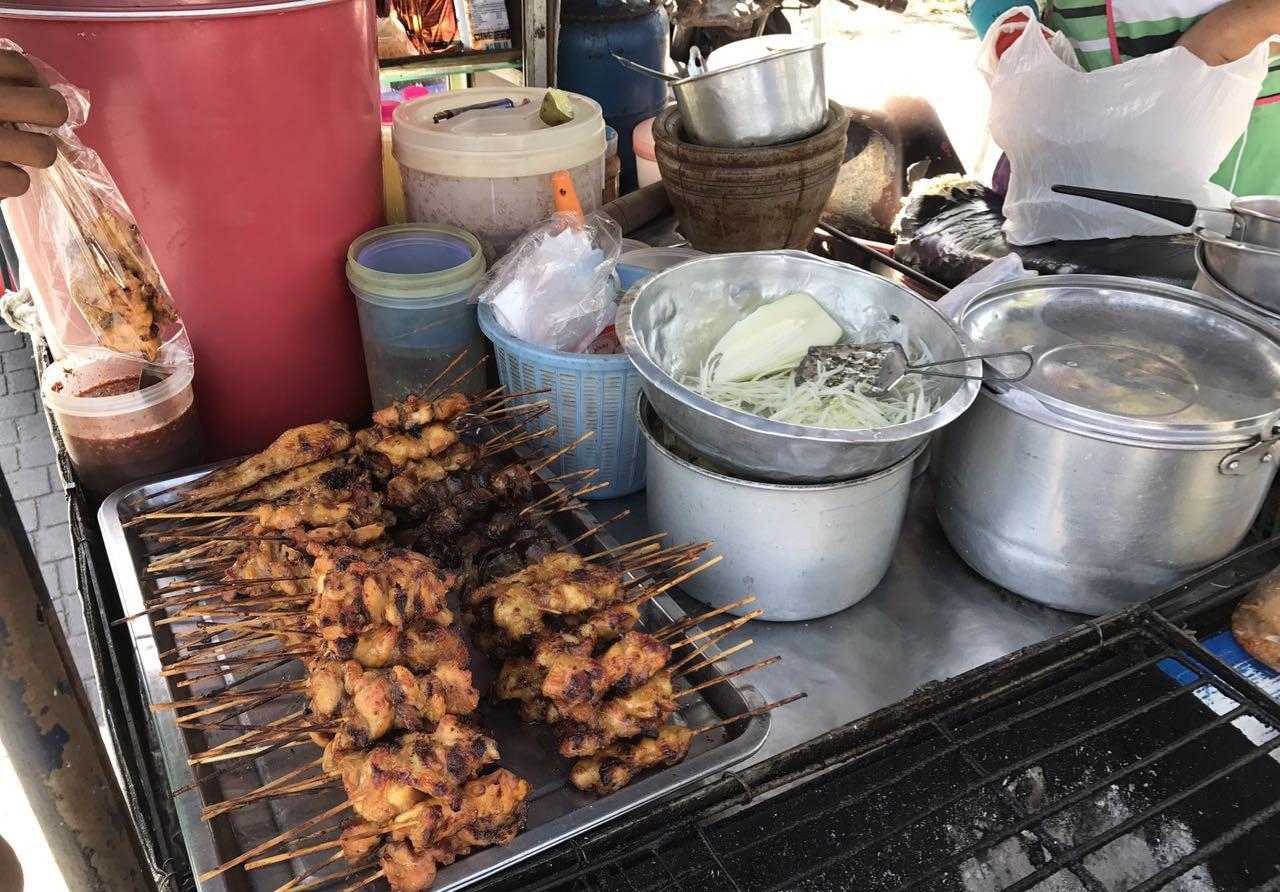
[471,538,1280,892]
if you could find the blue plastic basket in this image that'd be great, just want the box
[478,304,646,499]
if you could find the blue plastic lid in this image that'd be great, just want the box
[347,223,486,305]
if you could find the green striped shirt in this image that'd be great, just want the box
[1044,0,1280,194]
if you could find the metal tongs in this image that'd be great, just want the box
[795,343,1034,396]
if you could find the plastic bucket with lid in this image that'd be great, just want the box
[394,88,607,259]
[42,356,202,497]
[347,223,488,409]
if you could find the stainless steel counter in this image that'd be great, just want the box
[602,473,1086,764]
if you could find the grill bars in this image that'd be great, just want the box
[473,539,1280,892]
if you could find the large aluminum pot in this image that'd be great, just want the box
[640,395,919,621]
[934,275,1280,616]
[616,251,979,483]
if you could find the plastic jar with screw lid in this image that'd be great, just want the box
[42,356,202,497]
[347,223,489,409]
[394,88,606,259]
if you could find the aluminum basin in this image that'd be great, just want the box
[616,250,979,482]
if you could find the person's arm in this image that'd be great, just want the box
[0,49,68,198]
[1177,0,1280,65]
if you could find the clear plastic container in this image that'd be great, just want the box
[394,87,606,259]
[42,355,202,497]
[633,116,660,188]
[347,223,488,409]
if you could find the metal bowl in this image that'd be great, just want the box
[1198,227,1280,312]
[615,250,980,483]
[1193,242,1280,326]
[1231,196,1280,249]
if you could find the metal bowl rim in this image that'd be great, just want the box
[637,391,926,491]
[1194,242,1280,323]
[617,251,982,448]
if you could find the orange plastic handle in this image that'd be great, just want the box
[552,170,584,218]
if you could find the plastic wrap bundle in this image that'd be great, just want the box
[471,211,622,353]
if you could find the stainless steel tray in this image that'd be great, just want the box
[99,466,769,892]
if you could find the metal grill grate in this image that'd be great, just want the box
[473,540,1280,892]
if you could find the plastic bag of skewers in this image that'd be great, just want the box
[0,39,193,366]
[1,41,203,496]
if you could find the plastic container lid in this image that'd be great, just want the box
[959,275,1280,445]
[393,87,606,178]
[633,117,657,163]
[347,223,486,306]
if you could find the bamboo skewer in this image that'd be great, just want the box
[674,637,754,673]
[668,608,758,649]
[199,799,353,882]
[656,596,757,640]
[276,851,346,892]
[693,693,807,734]
[527,431,595,473]
[568,509,631,546]
[342,869,385,892]
[678,655,781,698]
[584,532,666,561]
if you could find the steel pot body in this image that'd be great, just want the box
[672,43,826,148]
[641,395,919,621]
[933,389,1279,616]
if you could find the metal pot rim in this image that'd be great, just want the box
[958,273,1280,448]
[665,42,825,88]
[1197,225,1280,259]
[638,392,927,489]
[1232,196,1280,226]
[617,250,981,450]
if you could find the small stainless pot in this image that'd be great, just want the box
[934,387,1280,616]
[640,395,920,621]
[1231,196,1280,249]
[616,43,826,148]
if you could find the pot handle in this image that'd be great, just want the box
[1219,428,1280,476]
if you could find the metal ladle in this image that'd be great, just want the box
[795,342,1035,396]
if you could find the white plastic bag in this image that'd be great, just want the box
[936,252,1036,322]
[979,7,1270,245]
[472,211,621,352]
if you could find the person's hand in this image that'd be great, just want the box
[0,49,68,198]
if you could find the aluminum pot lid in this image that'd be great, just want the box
[958,275,1280,444]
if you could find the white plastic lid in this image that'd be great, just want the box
[632,117,657,162]
[394,88,606,179]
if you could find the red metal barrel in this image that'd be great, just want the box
[2,0,382,458]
